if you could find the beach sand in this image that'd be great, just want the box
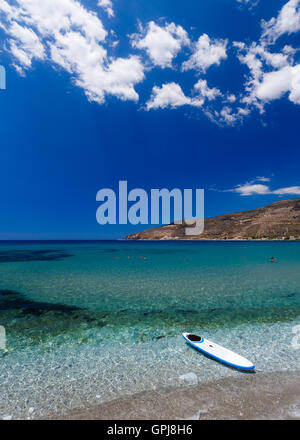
[47,370,300,420]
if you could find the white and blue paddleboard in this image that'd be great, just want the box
[182,333,255,371]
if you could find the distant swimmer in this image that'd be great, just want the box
[270,257,274,263]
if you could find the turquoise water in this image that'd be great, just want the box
[0,241,299,418]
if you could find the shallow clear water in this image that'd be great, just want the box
[0,241,299,418]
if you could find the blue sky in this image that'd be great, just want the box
[0,0,300,239]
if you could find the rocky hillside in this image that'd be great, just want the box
[126,198,300,240]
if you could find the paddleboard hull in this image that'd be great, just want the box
[182,333,255,371]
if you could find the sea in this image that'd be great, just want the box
[0,240,299,419]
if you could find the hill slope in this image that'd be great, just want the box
[126,199,300,240]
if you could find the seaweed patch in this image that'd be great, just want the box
[0,249,73,263]
[0,289,107,348]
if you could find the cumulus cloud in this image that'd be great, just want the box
[146,79,222,110]
[227,177,300,196]
[256,176,271,182]
[5,21,45,71]
[235,41,299,110]
[233,183,271,196]
[131,21,189,68]
[233,2,300,116]
[219,106,238,125]
[146,82,194,110]
[262,0,300,43]
[255,64,300,104]
[204,104,251,126]
[194,79,222,101]
[235,42,295,79]
[182,34,227,73]
[226,94,237,103]
[0,0,144,103]
[0,0,299,125]
[98,0,114,18]
[207,3,300,122]
[274,186,300,195]
[235,183,300,196]
[145,79,243,126]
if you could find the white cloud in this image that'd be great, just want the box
[237,106,251,116]
[235,183,300,196]
[236,0,258,6]
[146,82,196,110]
[227,94,237,103]
[255,64,300,104]
[205,106,241,126]
[256,176,271,182]
[227,177,300,196]
[205,103,250,126]
[194,79,222,101]
[182,34,227,73]
[131,21,189,68]
[0,0,299,125]
[235,41,299,109]
[235,42,295,79]
[219,106,238,125]
[233,183,271,196]
[262,0,300,43]
[273,186,300,195]
[5,22,45,72]
[3,0,108,42]
[146,79,222,110]
[0,0,144,103]
[98,0,114,18]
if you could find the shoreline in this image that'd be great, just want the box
[46,370,300,420]
[125,238,300,242]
